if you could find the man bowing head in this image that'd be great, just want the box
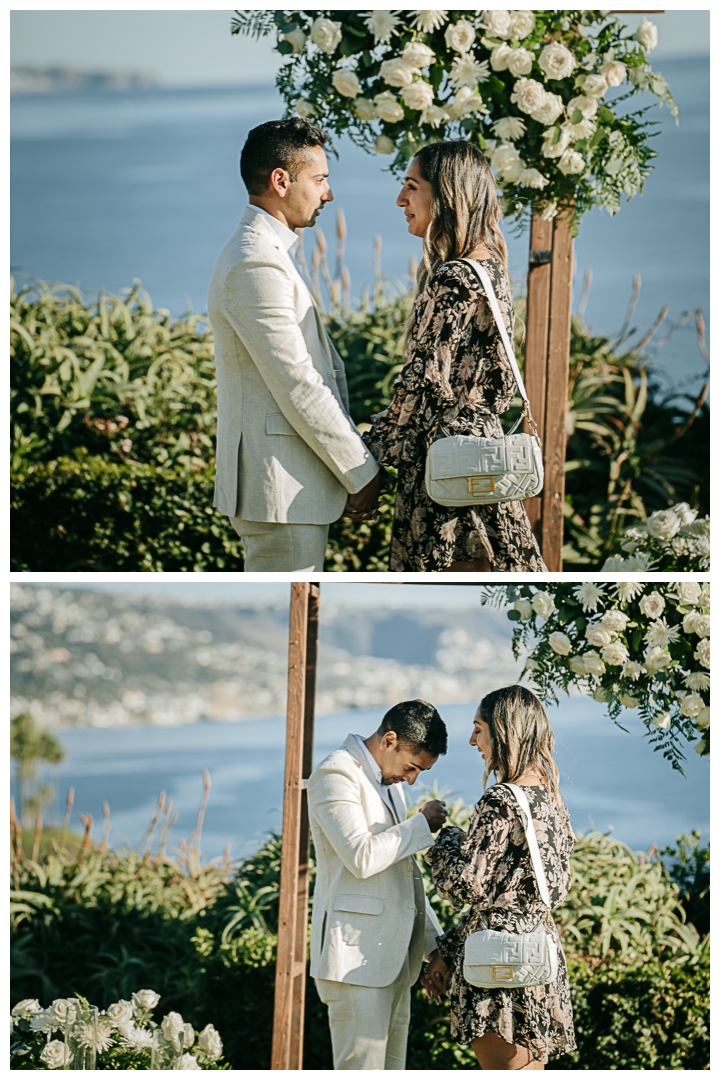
[208,117,381,572]
[307,700,448,1070]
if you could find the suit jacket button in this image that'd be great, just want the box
[331,370,337,379]
[408,903,415,910]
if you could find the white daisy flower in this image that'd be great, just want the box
[410,10,448,34]
[644,618,681,649]
[363,11,401,44]
[573,583,604,612]
[449,55,490,89]
[615,582,644,602]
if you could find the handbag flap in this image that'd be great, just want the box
[464,930,551,967]
[428,434,537,480]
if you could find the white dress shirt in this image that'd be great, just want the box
[246,203,313,291]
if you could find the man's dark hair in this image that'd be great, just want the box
[378,700,447,758]
[240,117,328,196]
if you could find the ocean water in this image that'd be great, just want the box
[26,697,709,861]
[10,57,709,385]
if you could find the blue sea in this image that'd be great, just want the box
[10,57,709,386]
[26,698,709,862]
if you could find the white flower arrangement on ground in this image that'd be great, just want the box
[10,991,224,1070]
[232,9,677,231]
[481,582,710,768]
[602,502,710,572]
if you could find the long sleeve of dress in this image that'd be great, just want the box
[424,797,514,911]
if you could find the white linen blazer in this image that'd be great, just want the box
[307,734,443,988]
[207,207,379,523]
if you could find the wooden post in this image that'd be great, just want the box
[523,208,574,571]
[271,582,320,1071]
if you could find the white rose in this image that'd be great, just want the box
[30,1009,58,1034]
[310,16,342,54]
[585,625,614,648]
[529,92,564,126]
[567,94,598,120]
[12,999,42,1017]
[177,1053,202,1070]
[619,693,640,708]
[691,615,710,638]
[420,104,450,128]
[132,990,160,1013]
[558,148,585,175]
[402,80,435,111]
[519,167,549,189]
[600,610,630,632]
[674,582,701,605]
[161,1011,186,1045]
[374,135,396,155]
[644,646,671,676]
[592,684,609,701]
[695,707,710,729]
[633,16,658,52]
[568,655,588,675]
[700,583,710,605]
[541,126,570,159]
[446,86,484,120]
[695,640,710,669]
[628,64,651,87]
[538,42,576,82]
[510,77,546,116]
[283,29,307,54]
[564,118,596,140]
[380,57,416,89]
[493,116,526,141]
[639,592,665,619]
[444,19,476,53]
[332,70,362,99]
[490,43,513,72]
[106,1000,134,1026]
[652,711,671,729]
[198,1024,224,1060]
[672,502,698,526]
[508,10,535,40]
[584,651,607,677]
[678,692,704,718]
[602,640,629,666]
[513,598,533,621]
[50,999,75,1025]
[491,144,525,182]
[353,97,377,122]
[294,98,317,118]
[373,91,404,123]
[622,660,644,681]
[531,591,555,619]
[40,1040,67,1069]
[646,507,682,540]
[581,73,608,99]
[483,9,512,38]
[507,47,534,78]
[549,631,573,656]
[402,41,435,69]
[600,59,627,87]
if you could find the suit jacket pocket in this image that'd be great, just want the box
[266,412,298,436]
[334,894,384,916]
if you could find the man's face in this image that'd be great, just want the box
[375,731,437,786]
[281,144,333,230]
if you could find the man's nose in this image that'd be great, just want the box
[323,185,334,203]
[405,772,417,785]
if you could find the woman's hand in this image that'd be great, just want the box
[421,949,451,1005]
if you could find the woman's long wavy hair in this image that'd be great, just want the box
[478,684,561,806]
[406,140,509,340]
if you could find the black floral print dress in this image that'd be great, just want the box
[424,783,576,1062]
[363,258,546,571]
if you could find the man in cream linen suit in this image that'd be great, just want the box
[307,701,449,1070]
[207,117,381,571]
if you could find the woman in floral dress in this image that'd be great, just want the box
[422,685,576,1069]
[363,141,545,572]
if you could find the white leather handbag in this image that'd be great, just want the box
[424,260,544,507]
[462,784,560,989]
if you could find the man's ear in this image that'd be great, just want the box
[381,730,398,751]
[269,167,291,199]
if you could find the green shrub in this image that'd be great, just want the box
[11,794,708,1071]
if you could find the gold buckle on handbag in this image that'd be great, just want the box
[468,475,495,495]
[491,965,514,980]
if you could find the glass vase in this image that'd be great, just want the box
[63,1000,98,1069]
[151,1027,185,1069]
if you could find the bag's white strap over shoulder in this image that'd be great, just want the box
[505,783,552,909]
[461,259,530,408]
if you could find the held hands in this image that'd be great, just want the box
[420,799,448,832]
[421,949,451,1005]
[343,470,383,521]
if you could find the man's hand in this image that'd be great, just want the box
[421,949,451,1004]
[343,470,382,521]
[420,799,448,832]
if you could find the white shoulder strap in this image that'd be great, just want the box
[505,783,552,909]
[461,259,530,408]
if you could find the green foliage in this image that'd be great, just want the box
[11,794,709,1071]
[660,831,710,938]
[11,714,65,826]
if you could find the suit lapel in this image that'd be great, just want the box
[389,782,407,823]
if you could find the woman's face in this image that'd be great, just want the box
[397,156,433,238]
[470,709,492,763]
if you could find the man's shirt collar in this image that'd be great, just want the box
[246,203,298,255]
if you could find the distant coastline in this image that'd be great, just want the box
[11,65,156,95]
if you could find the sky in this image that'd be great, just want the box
[10,10,710,87]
